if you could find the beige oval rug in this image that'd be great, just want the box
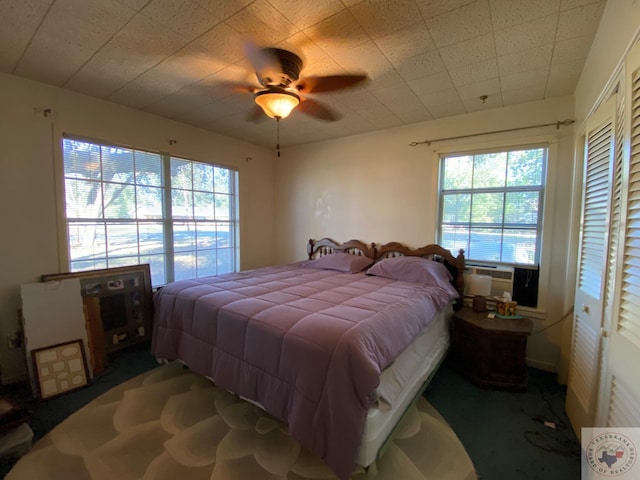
[7,361,476,480]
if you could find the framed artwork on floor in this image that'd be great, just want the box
[41,264,153,361]
[31,339,90,400]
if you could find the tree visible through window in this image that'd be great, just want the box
[62,138,238,285]
[438,146,546,265]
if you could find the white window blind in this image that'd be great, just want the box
[62,138,238,286]
[438,146,546,265]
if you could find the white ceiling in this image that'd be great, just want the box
[0,0,606,147]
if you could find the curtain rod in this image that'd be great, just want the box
[409,119,575,147]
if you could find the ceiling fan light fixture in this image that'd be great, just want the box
[254,88,300,119]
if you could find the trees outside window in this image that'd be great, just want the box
[62,138,238,286]
[438,146,546,265]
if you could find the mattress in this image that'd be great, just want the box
[358,303,452,465]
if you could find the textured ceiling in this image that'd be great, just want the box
[0,0,606,147]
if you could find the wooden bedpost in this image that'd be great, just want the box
[307,239,315,260]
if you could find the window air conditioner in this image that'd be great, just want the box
[465,265,515,298]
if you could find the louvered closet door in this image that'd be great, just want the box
[566,95,616,437]
[596,42,640,429]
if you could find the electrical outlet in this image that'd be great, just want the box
[7,331,22,349]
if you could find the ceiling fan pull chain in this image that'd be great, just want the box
[276,117,281,158]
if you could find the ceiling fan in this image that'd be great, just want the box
[233,42,369,122]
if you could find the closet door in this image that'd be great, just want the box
[566,95,616,436]
[596,42,640,428]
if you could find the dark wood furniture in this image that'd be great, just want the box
[448,306,534,390]
[0,397,29,433]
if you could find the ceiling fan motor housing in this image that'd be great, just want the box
[258,48,303,87]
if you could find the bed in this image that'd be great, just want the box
[151,238,465,479]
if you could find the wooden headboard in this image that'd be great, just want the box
[374,242,466,310]
[307,238,465,310]
[307,238,376,260]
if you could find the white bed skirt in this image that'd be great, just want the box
[358,303,452,466]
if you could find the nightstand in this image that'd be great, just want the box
[448,306,534,390]
[0,398,28,431]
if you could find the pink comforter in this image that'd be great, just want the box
[151,264,455,479]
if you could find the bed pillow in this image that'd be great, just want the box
[301,252,374,273]
[367,255,455,291]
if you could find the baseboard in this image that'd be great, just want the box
[526,357,557,373]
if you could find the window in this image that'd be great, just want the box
[62,138,238,286]
[437,146,546,265]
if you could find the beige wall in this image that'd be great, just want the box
[275,96,576,371]
[0,73,275,384]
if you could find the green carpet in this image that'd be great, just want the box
[425,365,581,479]
[5,361,476,480]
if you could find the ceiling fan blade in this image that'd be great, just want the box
[243,40,280,76]
[297,98,341,122]
[215,80,258,94]
[296,74,368,94]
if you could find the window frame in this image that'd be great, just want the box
[60,135,239,286]
[436,143,549,267]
